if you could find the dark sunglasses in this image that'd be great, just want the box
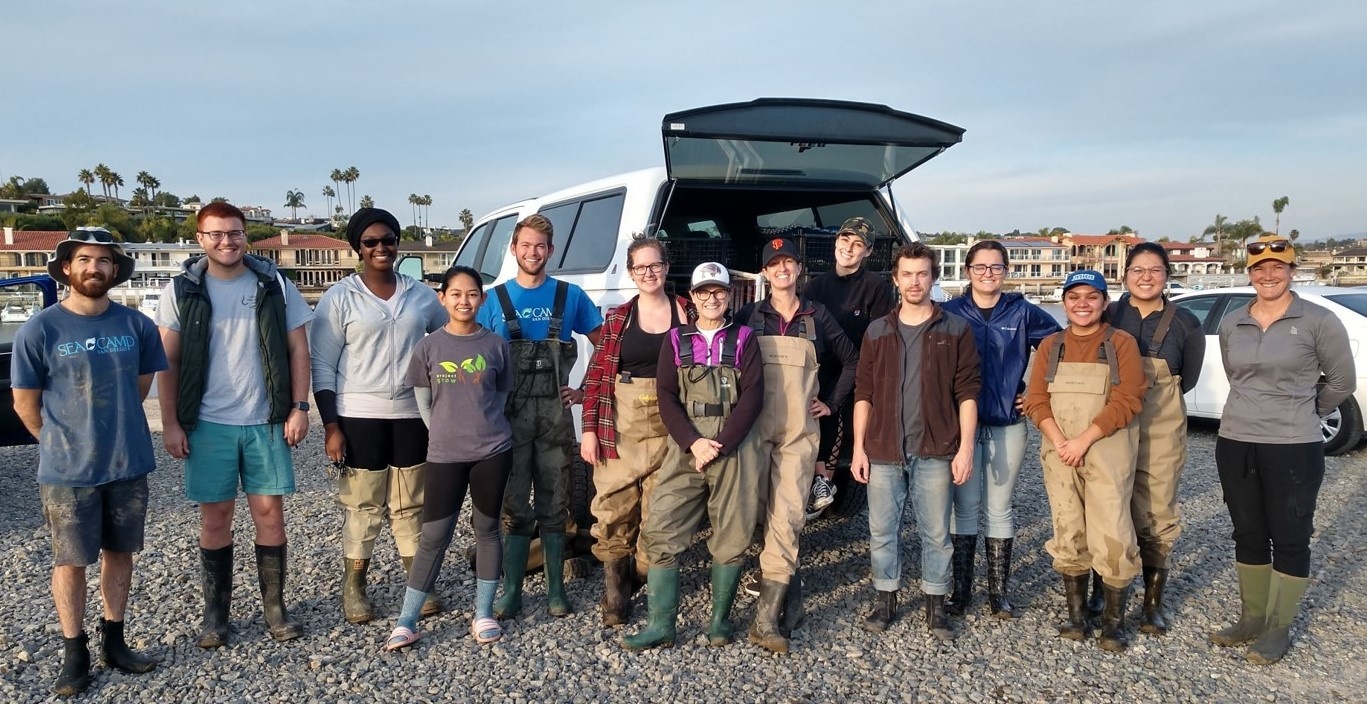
[69,228,115,244]
[361,236,399,248]
[1246,239,1290,255]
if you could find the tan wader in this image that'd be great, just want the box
[1039,330,1142,587]
[590,376,669,571]
[337,463,426,559]
[754,326,820,585]
[640,328,760,568]
[1133,357,1186,568]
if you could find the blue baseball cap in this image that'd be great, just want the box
[1062,269,1107,294]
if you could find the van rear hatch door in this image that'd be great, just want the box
[662,98,964,190]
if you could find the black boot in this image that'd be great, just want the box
[1058,573,1090,640]
[778,577,803,639]
[53,632,91,698]
[1086,570,1105,619]
[600,557,632,627]
[985,537,1015,619]
[342,558,373,624]
[861,590,898,633]
[1097,582,1131,652]
[926,594,954,641]
[943,534,976,616]
[1139,566,1170,635]
[197,544,233,649]
[256,544,303,642]
[747,579,790,654]
[99,618,157,674]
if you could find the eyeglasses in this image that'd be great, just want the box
[361,236,399,248]
[1126,266,1166,278]
[198,229,247,243]
[693,288,729,301]
[629,262,665,276]
[69,228,115,244]
[967,264,1006,275]
[1247,240,1291,255]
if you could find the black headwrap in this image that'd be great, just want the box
[345,207,402,252]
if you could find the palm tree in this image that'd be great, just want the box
[343,166,360,213]
[110,172,124,201]
[1272,196,1290,235]
[422,195,432,230]
[359,194,374,209]
[77,169,95,195]
[322,186,336,219]
[1289,228,1301,243]
[408,193,420,229]
[1226,217,1265,263]
[284,189,306,219]
[1202,214,1227,245]
[459,208,474,233]
[94,163,112,198]
[329,169,345,214]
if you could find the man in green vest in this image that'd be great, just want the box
[155,201,315,648]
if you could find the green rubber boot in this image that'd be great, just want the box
[1209,563,1273,647]
[542,530,572,617]
[494,534,532,619]
[707,563,743,646]
[1247,571,1310,665]
[621,567,680,651]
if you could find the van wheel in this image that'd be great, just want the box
[1322,397,1363,456]
[568,453,597,530]
[825,462,868,518]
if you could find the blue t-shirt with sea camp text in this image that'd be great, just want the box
[11,303,169,487]
[477,278,603,342]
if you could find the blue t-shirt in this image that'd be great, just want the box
[477,278,603,342]
[11,303,169,487]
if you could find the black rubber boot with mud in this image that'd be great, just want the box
[778,577,803,639]
[1097,583,1131,652]
[620,567,680,651]
[748,579,790,654]
[926,594,955,641]
[1139,566,1170,635]
[99,618,157,674]
[985,537,1015,618]
[861,590,898,632]
[707,562,743,646]
[1058,573,1090,640]
[600,557,634,627]
[400,555,443,618]
[53,632,91,698]
[197,544,233,649]
[1086,569,1105,620]
[1210,562,1272,647]
[494,534,531,619]
[256,544,304,642]
[342,558,373,624]
[1247,571,1310,665]
[943,534,976,616]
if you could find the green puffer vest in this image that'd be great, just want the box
[174,255,292,430]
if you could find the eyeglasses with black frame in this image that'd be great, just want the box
[198,229,247,243]
[629,262,665,276]
[692,288,729,301]
[1246,239,1291,255]
[967,263,1007,276]
[361,236,399,248]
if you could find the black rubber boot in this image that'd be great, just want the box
[985,537,1015,619]
[926,593,955,641]
[1247,571,1310,665]
[197,544,233,649]
[342,558,373,624]
[1086,570,1105,619]
[1058,573,1090,640]
[1139,566,1170,635]
[256,544,303,642]
[400,555,443,618]
[707,562,743,646]
[1210,562,1273,647]
[943,534,976,616]
[99,618,157,674]
[1097,583,1131,652]
[861,590,898,633]
[778,577,803,639]
[542,530,572,617]
[620,567,680,651]
[600,557,633,627]
[52,632,91,698]
[748,579,790,654]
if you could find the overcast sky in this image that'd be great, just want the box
[5,1,1364,239]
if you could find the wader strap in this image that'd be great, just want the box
[1148,302,1178,358]
[800,315,816,341]
[691,401,726,417]
[1045,336,1065,383]
[677,325,698,366]
[548,279,569,341]
[720,325,740,368]
[493,285,521,341]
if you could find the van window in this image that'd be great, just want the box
[757,208,816,230]
[453,221,491,269]
[478,216,520,281]
[542,192,625,274]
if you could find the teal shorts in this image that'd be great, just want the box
[184,421,296,503]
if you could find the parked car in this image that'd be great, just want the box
[0,275,59,446]
[1171,286,1367,455]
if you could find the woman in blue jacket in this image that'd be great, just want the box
[942,240,1060,617]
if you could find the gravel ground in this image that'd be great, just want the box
[2,408,1366,703]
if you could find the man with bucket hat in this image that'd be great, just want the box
[11,227,168,696]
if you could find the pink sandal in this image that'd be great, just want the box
[383,626,422,652]
[471,617,502,644]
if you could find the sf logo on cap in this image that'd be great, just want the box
[771,239,784,250]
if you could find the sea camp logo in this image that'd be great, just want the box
[57,335,137,357]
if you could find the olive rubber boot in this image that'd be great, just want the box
[943,534,976,616]
[1139,566,1170,635]
[197,545,233,649]
[342,558,373,624]
[400,555,443,618]
[748,579,790,654]
[542,530,572,617]
[926,593,955,641]
[52,632,91,698]
[1247,571,1310,665]
[1210,562,1273,647]
[861,590,898,633]
[707,562,744,646]
[256,544,304,642]
[1086,570,1105,619]
[600,557,633,627]
[1058,573,1090,640]
[1097,583,1131,652]
[494,534,531,619]
[99,618,157,674]
[620,567,680,651]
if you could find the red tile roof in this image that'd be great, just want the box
[1065,234,1143,246]
[0,230,73,251]
[251,234,351,250]
[1168,254,1224,262]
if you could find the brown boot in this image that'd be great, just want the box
[342,558,374,624]
[401,555,443,618]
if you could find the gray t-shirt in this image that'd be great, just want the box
[405,326,513,463]
[156,267,313,426]
[899,320,927,456]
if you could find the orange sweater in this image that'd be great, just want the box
[1023,324,1149,437]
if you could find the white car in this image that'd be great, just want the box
[1171,286,1367,455]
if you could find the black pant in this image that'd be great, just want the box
[1214,437,1324,577]
[406,451,513,591]
[337,416,429,470]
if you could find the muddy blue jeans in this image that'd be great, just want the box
[868,456,953,594]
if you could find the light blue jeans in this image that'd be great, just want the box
[868,456,953,594]
[950,422,1028,539]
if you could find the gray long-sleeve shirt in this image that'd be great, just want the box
[1218,292,1356,444]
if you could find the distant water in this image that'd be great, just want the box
[1040,303,1067,325]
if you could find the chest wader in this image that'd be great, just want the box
[626,326,759,651]
[492,281,577,619]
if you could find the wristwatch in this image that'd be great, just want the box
[293,401,310,412]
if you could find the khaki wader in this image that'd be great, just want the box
[754,323,820,585]
[1133,357,1186,567]
[590,376,669,571]
[338,463,426,559]
[1039,329,1142,587]
[640,328,760,568]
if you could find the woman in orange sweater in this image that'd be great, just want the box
[1023,270,1149,652]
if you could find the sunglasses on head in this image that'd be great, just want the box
[69,228,115,244]
[361,236,399,248]
[1246,240,1291,255]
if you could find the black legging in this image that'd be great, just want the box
[336,416,429,470]
[1215,438,1324,577]
[406,451,512,591]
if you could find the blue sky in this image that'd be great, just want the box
[5,1,1364,239]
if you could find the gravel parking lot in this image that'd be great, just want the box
[2,407,1365,702]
